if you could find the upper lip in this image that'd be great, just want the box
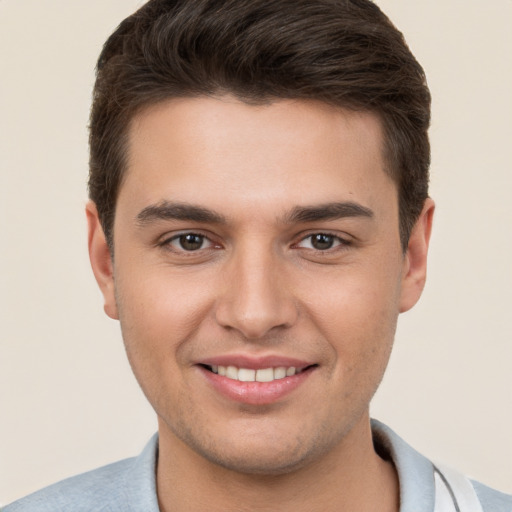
[197,354,316,370]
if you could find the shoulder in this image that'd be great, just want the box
[3,434,160,512]
[472,480,512,512]
[371,419,512,512]
[3,459,134,512]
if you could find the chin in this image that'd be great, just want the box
[199,445,316,476]
[174,419,332,477]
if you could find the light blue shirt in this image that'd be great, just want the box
[4,420,511,511]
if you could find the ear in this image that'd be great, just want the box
[399,198,435,313]
[86,201,119,319]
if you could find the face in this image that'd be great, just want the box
[88,96,432,475]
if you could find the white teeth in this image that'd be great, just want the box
[211,365,304,382]
[286,367,296,377]
[274,367,287,379]
[226,366,238,379]
[238,368,256,382]
[255,368,274,382]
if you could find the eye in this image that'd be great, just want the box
[296,233,346,251]
[167,233,213,251]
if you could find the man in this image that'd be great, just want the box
[4,0,511,511]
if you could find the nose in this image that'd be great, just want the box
[214,245,299,340]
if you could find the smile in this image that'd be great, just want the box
[205,365,305,382]
[198,357,317,404]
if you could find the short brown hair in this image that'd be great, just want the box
[89,0,431,250]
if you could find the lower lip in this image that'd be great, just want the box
[199,366,315,405]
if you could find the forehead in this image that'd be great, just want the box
[121,96,396,223]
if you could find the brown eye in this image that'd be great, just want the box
[170,233,208,251]
[296,233,347,251]
[179,234,204,250]
[310,234,335,250]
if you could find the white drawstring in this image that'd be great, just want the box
[434,464,484,512]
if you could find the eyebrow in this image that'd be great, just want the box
[136,200,374,227]
[283,202,374,224]
[136,201,226,225]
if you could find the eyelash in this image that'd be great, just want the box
[160,232,217,253]
[159,231,351,254]
[294,232,350,252]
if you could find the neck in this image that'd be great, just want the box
[156,415,399,512]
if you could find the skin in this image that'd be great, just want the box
[87,96,434,511]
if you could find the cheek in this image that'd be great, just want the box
[113,267,216,364]
[304,266,401,331]
[113,269,215,418]
[301,267,401,372]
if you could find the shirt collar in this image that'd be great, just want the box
[372,419,436,512]
[132,422,436,512]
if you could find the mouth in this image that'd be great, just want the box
[200,364,315,383]
[197,361,318,405]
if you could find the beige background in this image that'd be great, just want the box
[1,0,511,505]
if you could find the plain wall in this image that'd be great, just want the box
[1,0,511,505]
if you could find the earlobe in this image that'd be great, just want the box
[86,201,119,320]
[399,198,435,313]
